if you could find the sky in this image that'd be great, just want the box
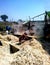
[0,0,50,21]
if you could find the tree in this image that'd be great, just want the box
[18,19,23,22]
[17,19,23,24]
[0,15,8,22]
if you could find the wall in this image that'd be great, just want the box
[33,21,45,37]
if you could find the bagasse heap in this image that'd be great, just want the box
[0,34,50,65]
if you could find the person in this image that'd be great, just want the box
[6,26,11,34]
[19,32,28,43]
[17,32,32,45]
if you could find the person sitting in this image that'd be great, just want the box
[19,32,28,43]
[17,32,32,45]
[17,33,28,45]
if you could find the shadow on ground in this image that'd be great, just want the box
[36,38,50,55]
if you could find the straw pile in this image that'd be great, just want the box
[0,34,50,65]
[0,34,19,43]
[11,40,50,65]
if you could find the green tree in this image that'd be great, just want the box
[0,15,8,22]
